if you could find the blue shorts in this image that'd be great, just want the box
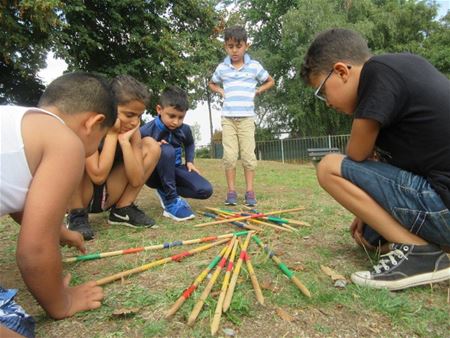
[341,157,450,247]
[0,287,35,338]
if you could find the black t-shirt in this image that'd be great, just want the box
[355,53,450,209]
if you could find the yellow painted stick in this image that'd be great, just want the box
[95,238,230,286]
[187,237,236,326]
[164,245,228,318]
[212,208,293,233]
[194,207,305,228]
[240,239,264,305]
[64,232,242,263]
[222,232,252,312]
[210,240,239,335]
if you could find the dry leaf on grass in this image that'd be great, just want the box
[260,279,279,292]
[320,265,346,281]
[276,307,296,322]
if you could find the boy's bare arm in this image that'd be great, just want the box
[85,121,120,184]
[256,75,275,95]
[346,119,380,161]
[17,127,103,319]
[208,81,224,97]
[119,127,145,187]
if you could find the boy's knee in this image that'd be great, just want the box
[160,143,175,160]
[316,153,343,186]
[197,182,213,199]
[142,137,161,156]
[223,155,238,169]
[242,157,257,171]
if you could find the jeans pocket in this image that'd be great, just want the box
[393,207,450,247]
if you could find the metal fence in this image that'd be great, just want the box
[211,134,350,163]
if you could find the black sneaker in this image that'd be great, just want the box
[68,208,94,241]
[108,203,157,228]
[351,243,450,291]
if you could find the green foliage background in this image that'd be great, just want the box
[1,0,449,136]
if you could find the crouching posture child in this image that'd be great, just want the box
[301,28,450,291]
[140,86,213,221]
[0,72,116,337]
[67,75,161,240]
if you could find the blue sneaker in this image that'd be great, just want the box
[225,191,237,206]
[163,197,195,221]
[244,191,257,207]
[155,189,168,209]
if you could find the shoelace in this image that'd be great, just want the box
[373,249,407,273]
[130,203,145,215]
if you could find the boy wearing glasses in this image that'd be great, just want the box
[301,28,450,290]
[209,25,275,206]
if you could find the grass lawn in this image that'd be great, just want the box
[1,159,449,337]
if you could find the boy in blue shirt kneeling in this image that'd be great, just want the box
[141,86,213,221]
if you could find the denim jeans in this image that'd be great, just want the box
[0,287,35,338]
[341,157,450,247]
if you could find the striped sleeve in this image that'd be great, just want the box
[211,64,224,84]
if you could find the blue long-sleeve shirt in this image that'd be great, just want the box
[140,116,195,166]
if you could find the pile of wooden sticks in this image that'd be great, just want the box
[63,207,311,335]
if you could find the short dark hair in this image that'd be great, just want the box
[301,28,371,85]
[159,86,189,112]
[38,72,116,127]
[111,75,151,107]
[224,25,247,43]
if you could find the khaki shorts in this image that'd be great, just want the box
[221,117,257,170]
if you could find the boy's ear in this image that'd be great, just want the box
[85,113,106,134]
[156,105,163,115]
[333,62,351,82]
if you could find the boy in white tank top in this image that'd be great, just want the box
[0,72,116,338]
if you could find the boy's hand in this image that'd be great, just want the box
[118,125,139,144]
[186,162,200,174]
[350,217,375,250]
[218,88,225,97]
[159,139,168,145]
[60,225,86,253]
[62,273,103,318]
[109,118,121,135]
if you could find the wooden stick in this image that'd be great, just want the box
[165,245,228,318]
[187,237,236,326]
[211,208,293,233]
[194,207,305,228]
[223,232,252,312]
[95,238,230,286]
[201,211,262,231]
[64,231,249,263]
[211,240,239,335]
[240,238,264,305]
[252,235,311,298]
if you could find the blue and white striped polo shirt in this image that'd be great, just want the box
[211,54,269,117]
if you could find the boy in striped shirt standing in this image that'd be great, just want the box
[209,25,275,206]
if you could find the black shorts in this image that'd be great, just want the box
[88,184,108,213]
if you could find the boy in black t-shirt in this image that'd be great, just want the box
[301,28,450,291]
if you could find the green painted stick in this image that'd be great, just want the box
[187,236,237,326]
[95,238,230,286]
[63,231,249,263]
[212,208,294,233]
[252,235,311,298]
[194,207,305,228]
[211,239,239,335]
[222,232,253,312]
[165,245,228,318]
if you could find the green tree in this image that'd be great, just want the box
[53,0,222,114]
[0,0,62,105]
[228,0,448,137]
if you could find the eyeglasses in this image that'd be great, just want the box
[314,69,334,102]
[314,65,352,102]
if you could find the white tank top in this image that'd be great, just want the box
[0,106,65,216]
